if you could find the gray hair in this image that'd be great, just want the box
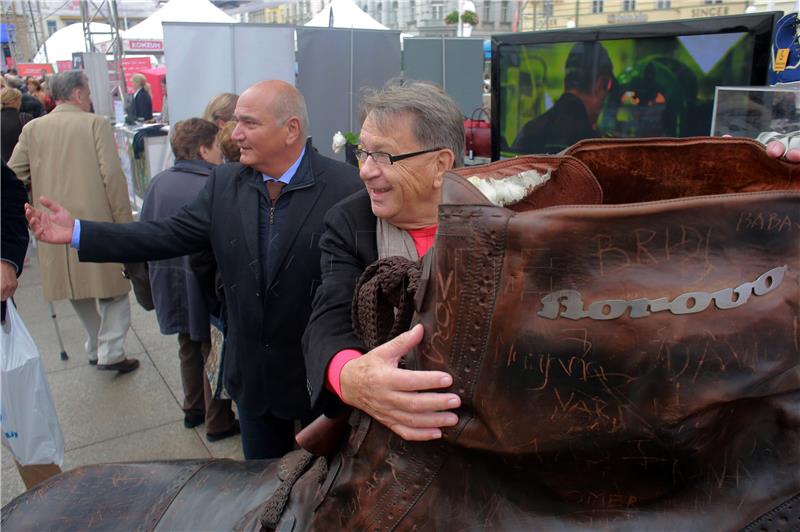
[4,74,23,90]
[50,70,88,102]
[271,87,309,136]
[361,79,465,168]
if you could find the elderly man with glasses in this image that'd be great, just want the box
[303,80,464,441]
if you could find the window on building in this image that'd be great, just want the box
[46,20,57,36]
[483,0,493,22]
[656,0,671,7]
[432,1,444,21]
[501,0,510,22]
[623,0,635,10]
[703,0,722,4]
[543,0,554,16]
[388,1,398,25]
[592,0,604,13]
[409,0,416,24]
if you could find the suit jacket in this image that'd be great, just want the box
[132,89,153,121]
[9,103,133,301]
[1,108,23,163]
[303,189,378,413]
[140,159,215,341]
[1,162,30,321]
[20,93,45,119]
[79,143,363,418]
[511,93,599,155]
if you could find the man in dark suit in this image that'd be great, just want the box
[25,80,363,459]
[511,42,615,155]
[1,161,29,322]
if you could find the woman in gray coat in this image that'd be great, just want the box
[140,118,238,442]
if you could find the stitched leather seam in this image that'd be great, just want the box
[531,190,800,213]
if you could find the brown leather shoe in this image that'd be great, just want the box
[96,358,140,374]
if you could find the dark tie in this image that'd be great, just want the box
[266,180,285,206]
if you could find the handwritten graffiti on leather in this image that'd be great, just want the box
[538,266,787,321]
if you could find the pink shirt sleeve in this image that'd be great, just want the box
[325,225,437,400]
[326,349,363,399]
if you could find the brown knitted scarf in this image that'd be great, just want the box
[351,256,423,350]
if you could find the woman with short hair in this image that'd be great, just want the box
[140,118,239,442]
[130,73,153,121]
[202,92,238,128]
[1,87,32,163]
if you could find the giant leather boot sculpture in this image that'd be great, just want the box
[2,137,798,531]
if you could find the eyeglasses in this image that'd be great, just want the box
[354,146,446,165]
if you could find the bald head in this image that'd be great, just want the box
[244,80,309,136]
[231,80,310,175]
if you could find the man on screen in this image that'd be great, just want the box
[511,41,614,155]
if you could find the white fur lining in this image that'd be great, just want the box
[467,169,552,207]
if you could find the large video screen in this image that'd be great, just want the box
[492,14,777,158]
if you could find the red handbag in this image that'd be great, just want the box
[464,107,491,158]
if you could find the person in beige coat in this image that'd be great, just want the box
[9,70,139,373]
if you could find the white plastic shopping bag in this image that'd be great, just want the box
[0,301,64,466]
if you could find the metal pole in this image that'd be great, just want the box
[80,0,91,53]
[110,0,127,96]
[26,1,42,59]
[48,302,69,361]
[36,0,49,63]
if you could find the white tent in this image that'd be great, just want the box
[33,22,111,63]
[305,0,389,30]
[121,0,233,41]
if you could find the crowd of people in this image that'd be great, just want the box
[3,67,800,482]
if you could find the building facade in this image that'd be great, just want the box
[518,0,796,31]
[232,0,793,36]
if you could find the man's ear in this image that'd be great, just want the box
[432,149,455,188]
[199,143,211,160]
[285,117,301,144]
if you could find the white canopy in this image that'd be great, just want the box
[34,22,111,63]
[305,0,389,30]
[122,0,234,41]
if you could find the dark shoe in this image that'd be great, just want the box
[88,359,98,366]
[184,412,205,429]
[206,420,240,443]
[96,358,140,374]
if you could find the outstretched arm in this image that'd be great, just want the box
[24,196,74,245]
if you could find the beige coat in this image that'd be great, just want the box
[9,104,133,301]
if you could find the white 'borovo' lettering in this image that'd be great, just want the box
[538,266,787,320]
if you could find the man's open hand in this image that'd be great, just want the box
[24,197,75,245]
[340,324,461,441]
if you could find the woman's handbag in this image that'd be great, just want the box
[464,107,491,158]
[122,262,154,311]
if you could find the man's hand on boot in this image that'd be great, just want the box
[25,197,76,245]
[339,324,461,441]
[766,140,800,163]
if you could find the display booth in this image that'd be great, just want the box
[162,22,295,126]
[296,27,402,158]
[403,37,485,117]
